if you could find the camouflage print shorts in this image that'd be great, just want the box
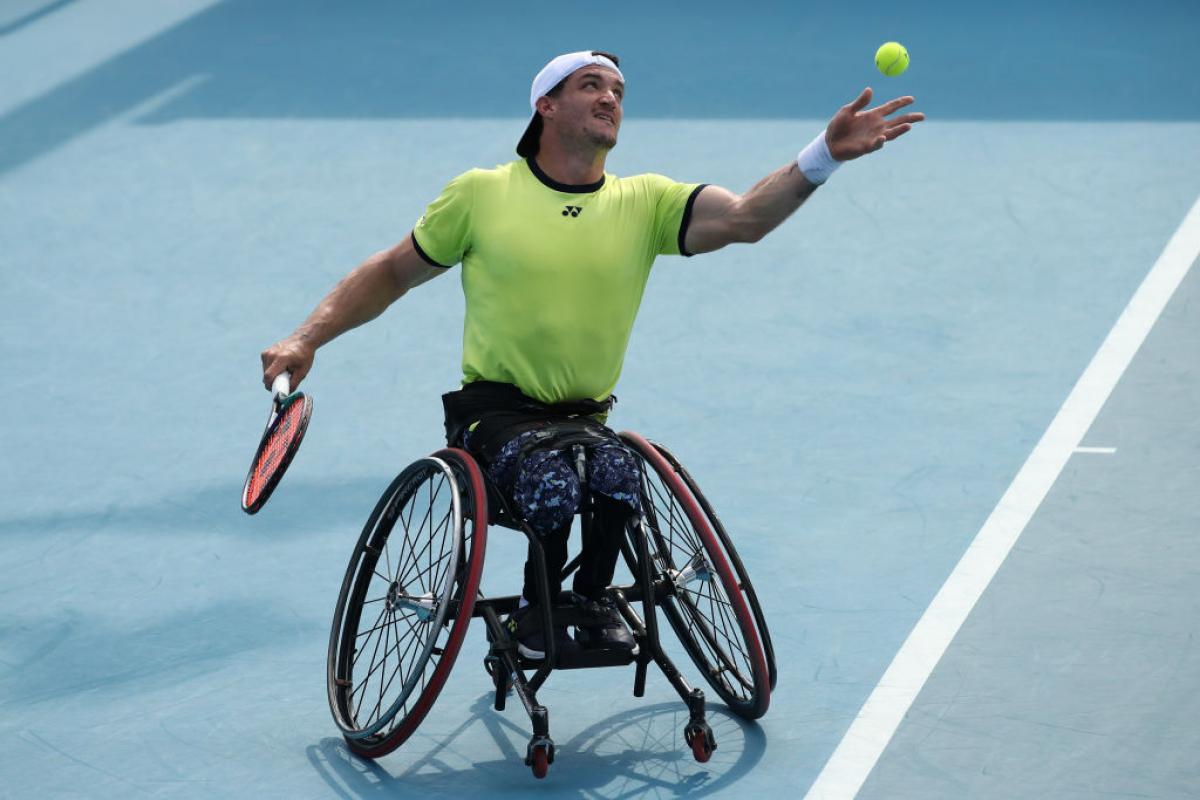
[469,429,642,538]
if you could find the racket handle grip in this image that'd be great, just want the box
[271,372,292,398]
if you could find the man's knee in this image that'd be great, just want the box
[513,450,581,535]
[587,443,641,512]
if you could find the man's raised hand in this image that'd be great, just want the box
[825,88,924,162]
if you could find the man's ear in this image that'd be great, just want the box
[535,94,555,120]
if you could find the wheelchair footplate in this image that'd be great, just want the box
[486,594,641,671]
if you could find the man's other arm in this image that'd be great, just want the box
[260,234,447,389]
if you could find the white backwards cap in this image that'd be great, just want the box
[528,51,623,111]
[516,50,624,157]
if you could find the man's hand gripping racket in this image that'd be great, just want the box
[241,371,313,514]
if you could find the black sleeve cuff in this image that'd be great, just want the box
[677,184,709,257]
[411,231,453,268]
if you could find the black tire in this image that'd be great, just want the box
[327,449,488,758]
[619,432,770,720]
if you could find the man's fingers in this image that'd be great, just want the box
[888,111,925,126]
[261,347,282,388]
[846,87,872,112]
[883,123,912,141]
[870,95,916,117]
[262,352,290,390]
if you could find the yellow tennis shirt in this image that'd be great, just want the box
[412,158,705,405]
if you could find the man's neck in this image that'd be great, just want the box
[532,139,607,186]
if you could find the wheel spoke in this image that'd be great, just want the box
[390,615,433,700]
[367,624,404,724]
[680,582,752,695]
[354,608,393,718]
[637,458,761,706]
[395,502,452,591]
[352,602,390,669]
[332,455,483,744]
[395,474,453,593]
[427,509,456,597]
[372,620,427,723]
[356,615,397,641]
[399,497,432,592]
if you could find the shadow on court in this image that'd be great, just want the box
[0,478,388,540]
[0,0,80,36]
[1,0,1196,175]
[307,697,766,799]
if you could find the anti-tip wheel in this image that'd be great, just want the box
[685,723,716,764]
[531,745,550,779]
[526,737,555,779]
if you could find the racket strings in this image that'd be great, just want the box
[246,400,307,505]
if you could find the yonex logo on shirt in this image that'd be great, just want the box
[562,205,583,217]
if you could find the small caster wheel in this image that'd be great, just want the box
[531,745,550,778]
[526,736,555,779]
[684,722,716,763]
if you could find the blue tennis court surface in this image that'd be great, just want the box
[3,2,1198,797]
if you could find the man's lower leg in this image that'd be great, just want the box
[573,495,638,654]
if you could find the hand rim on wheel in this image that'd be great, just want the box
[619,431,771,720]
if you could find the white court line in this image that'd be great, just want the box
[804,193,1200,800]
[1074,446,1117,454]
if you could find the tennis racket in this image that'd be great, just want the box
[241,372,313,514]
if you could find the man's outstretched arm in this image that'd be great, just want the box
[259,234,446,389]
[684,88,924,255]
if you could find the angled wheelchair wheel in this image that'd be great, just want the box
[619,432,771,720]
[327,448,487,758]
[647,441,778,692]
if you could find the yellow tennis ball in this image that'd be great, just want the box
[875,41,909,77]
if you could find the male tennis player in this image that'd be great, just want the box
[261,51,923,660]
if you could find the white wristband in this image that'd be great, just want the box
[796,129,841,185]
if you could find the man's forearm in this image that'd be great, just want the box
[682,163,820,254]
[733,162,819,243]
[291,251,407,349]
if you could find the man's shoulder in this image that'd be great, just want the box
[608,171,681,193]
[454,160,523,185]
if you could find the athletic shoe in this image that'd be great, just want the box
[573,594,639,655]
[504,604,579,661]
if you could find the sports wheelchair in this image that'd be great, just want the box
[326,431,777,779]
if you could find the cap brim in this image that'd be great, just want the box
[516,112,541,158]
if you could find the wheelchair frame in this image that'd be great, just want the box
[326,431,776,779]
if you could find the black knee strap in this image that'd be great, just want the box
[512,420,621,470]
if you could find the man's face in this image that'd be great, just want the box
[541,66,624,152]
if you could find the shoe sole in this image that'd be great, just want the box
[517,643,546,660]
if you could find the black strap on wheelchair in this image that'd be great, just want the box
[442,380,618,466]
